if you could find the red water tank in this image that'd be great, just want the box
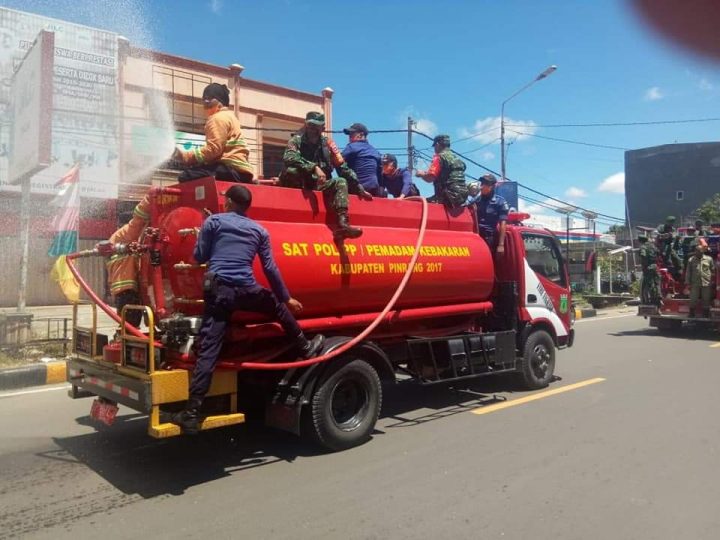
[141,179,495,329]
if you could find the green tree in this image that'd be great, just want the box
[606,224,627,235]
[694,193,720,224]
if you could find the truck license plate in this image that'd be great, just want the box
[90,399,119,426]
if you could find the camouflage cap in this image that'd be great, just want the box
[638,234,648,242]
[695,218,704,225]
[305,111,325,125]
[666,215,676,222]
[433,134,451,146]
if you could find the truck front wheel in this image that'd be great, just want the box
[518,330,556,390]
[305,359,381,451]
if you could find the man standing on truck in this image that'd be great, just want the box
[686,242,715,318]
[656,215,682,280]
[415,134,468,209]
[638,234,661,306]
[469,173,509,253]
[380,153,419,199]
[173,83,255,184]
[172,185,325,434]
[279,112,373,240]
[97,194,151,328]
[341,122,384,197]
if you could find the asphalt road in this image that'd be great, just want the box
[2,313,720,540]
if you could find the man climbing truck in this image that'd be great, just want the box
[65,177,574,451]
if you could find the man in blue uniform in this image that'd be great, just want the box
[380,154,420,199]
[341,122,384,196]
[172,185,324,434]
[472,174,509,253]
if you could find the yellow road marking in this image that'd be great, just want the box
[710,343,720,348]
[472,377,606,415]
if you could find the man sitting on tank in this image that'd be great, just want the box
[173,83,255,184]
[414,134,468,209]
[278,111,373,240]
[172,185,324,435]
[381,153,420,199]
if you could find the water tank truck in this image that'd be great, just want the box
[65,178,574,451]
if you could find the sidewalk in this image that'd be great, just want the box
[0,304,118,334]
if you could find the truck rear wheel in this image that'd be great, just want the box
[518,330,555,390]
[305,359,381,451]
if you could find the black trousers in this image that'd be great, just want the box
[178,163,253,184]
[115,289,143,327]
[189,281,303,400]
[480,230,498,252]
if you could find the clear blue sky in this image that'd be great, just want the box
[8,0,720,230]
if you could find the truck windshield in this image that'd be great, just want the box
[522,233,567,287]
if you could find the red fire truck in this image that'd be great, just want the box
[638,234,720,332]
[66,178,574,451]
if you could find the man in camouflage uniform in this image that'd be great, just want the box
[656,215,682,280]
[638,234,661,306]
[279,112,373,239]
[686,242,715,318]
[679,226,698,278]
[415,134,468,209]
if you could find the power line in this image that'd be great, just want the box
[506,117,720,128]
[463,138,501,155]
[452,126,500,145]
[506,129,630,151]
[411,127,626,223]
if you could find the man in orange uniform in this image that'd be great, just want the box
[102,195,150,327]
[174,83,255,183]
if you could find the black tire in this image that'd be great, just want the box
[305,359,381,451]
[517,330,556,390]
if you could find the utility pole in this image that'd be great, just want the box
[229,64,244,120]
[407,116,415,173]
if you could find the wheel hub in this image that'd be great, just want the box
[331,379,369,431]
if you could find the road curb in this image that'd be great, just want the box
[0,360,67,391]
[575,307,598,320]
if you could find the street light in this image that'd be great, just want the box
[581,211,600,293]
[500,65,557,182]
[555,205,577,263]
[609,245,633,295]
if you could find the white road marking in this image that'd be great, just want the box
[0,384,69,399]
[575,313,636,324]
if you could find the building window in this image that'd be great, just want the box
[263,144,286,178]
[152,65,211,133]
[676,190,684,201]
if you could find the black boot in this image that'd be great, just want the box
[298,334,325,359]
[334,213,362,240]
[171,397,203,435]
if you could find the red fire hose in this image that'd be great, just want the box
[66,251,148,340]
[239,196,429,370]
